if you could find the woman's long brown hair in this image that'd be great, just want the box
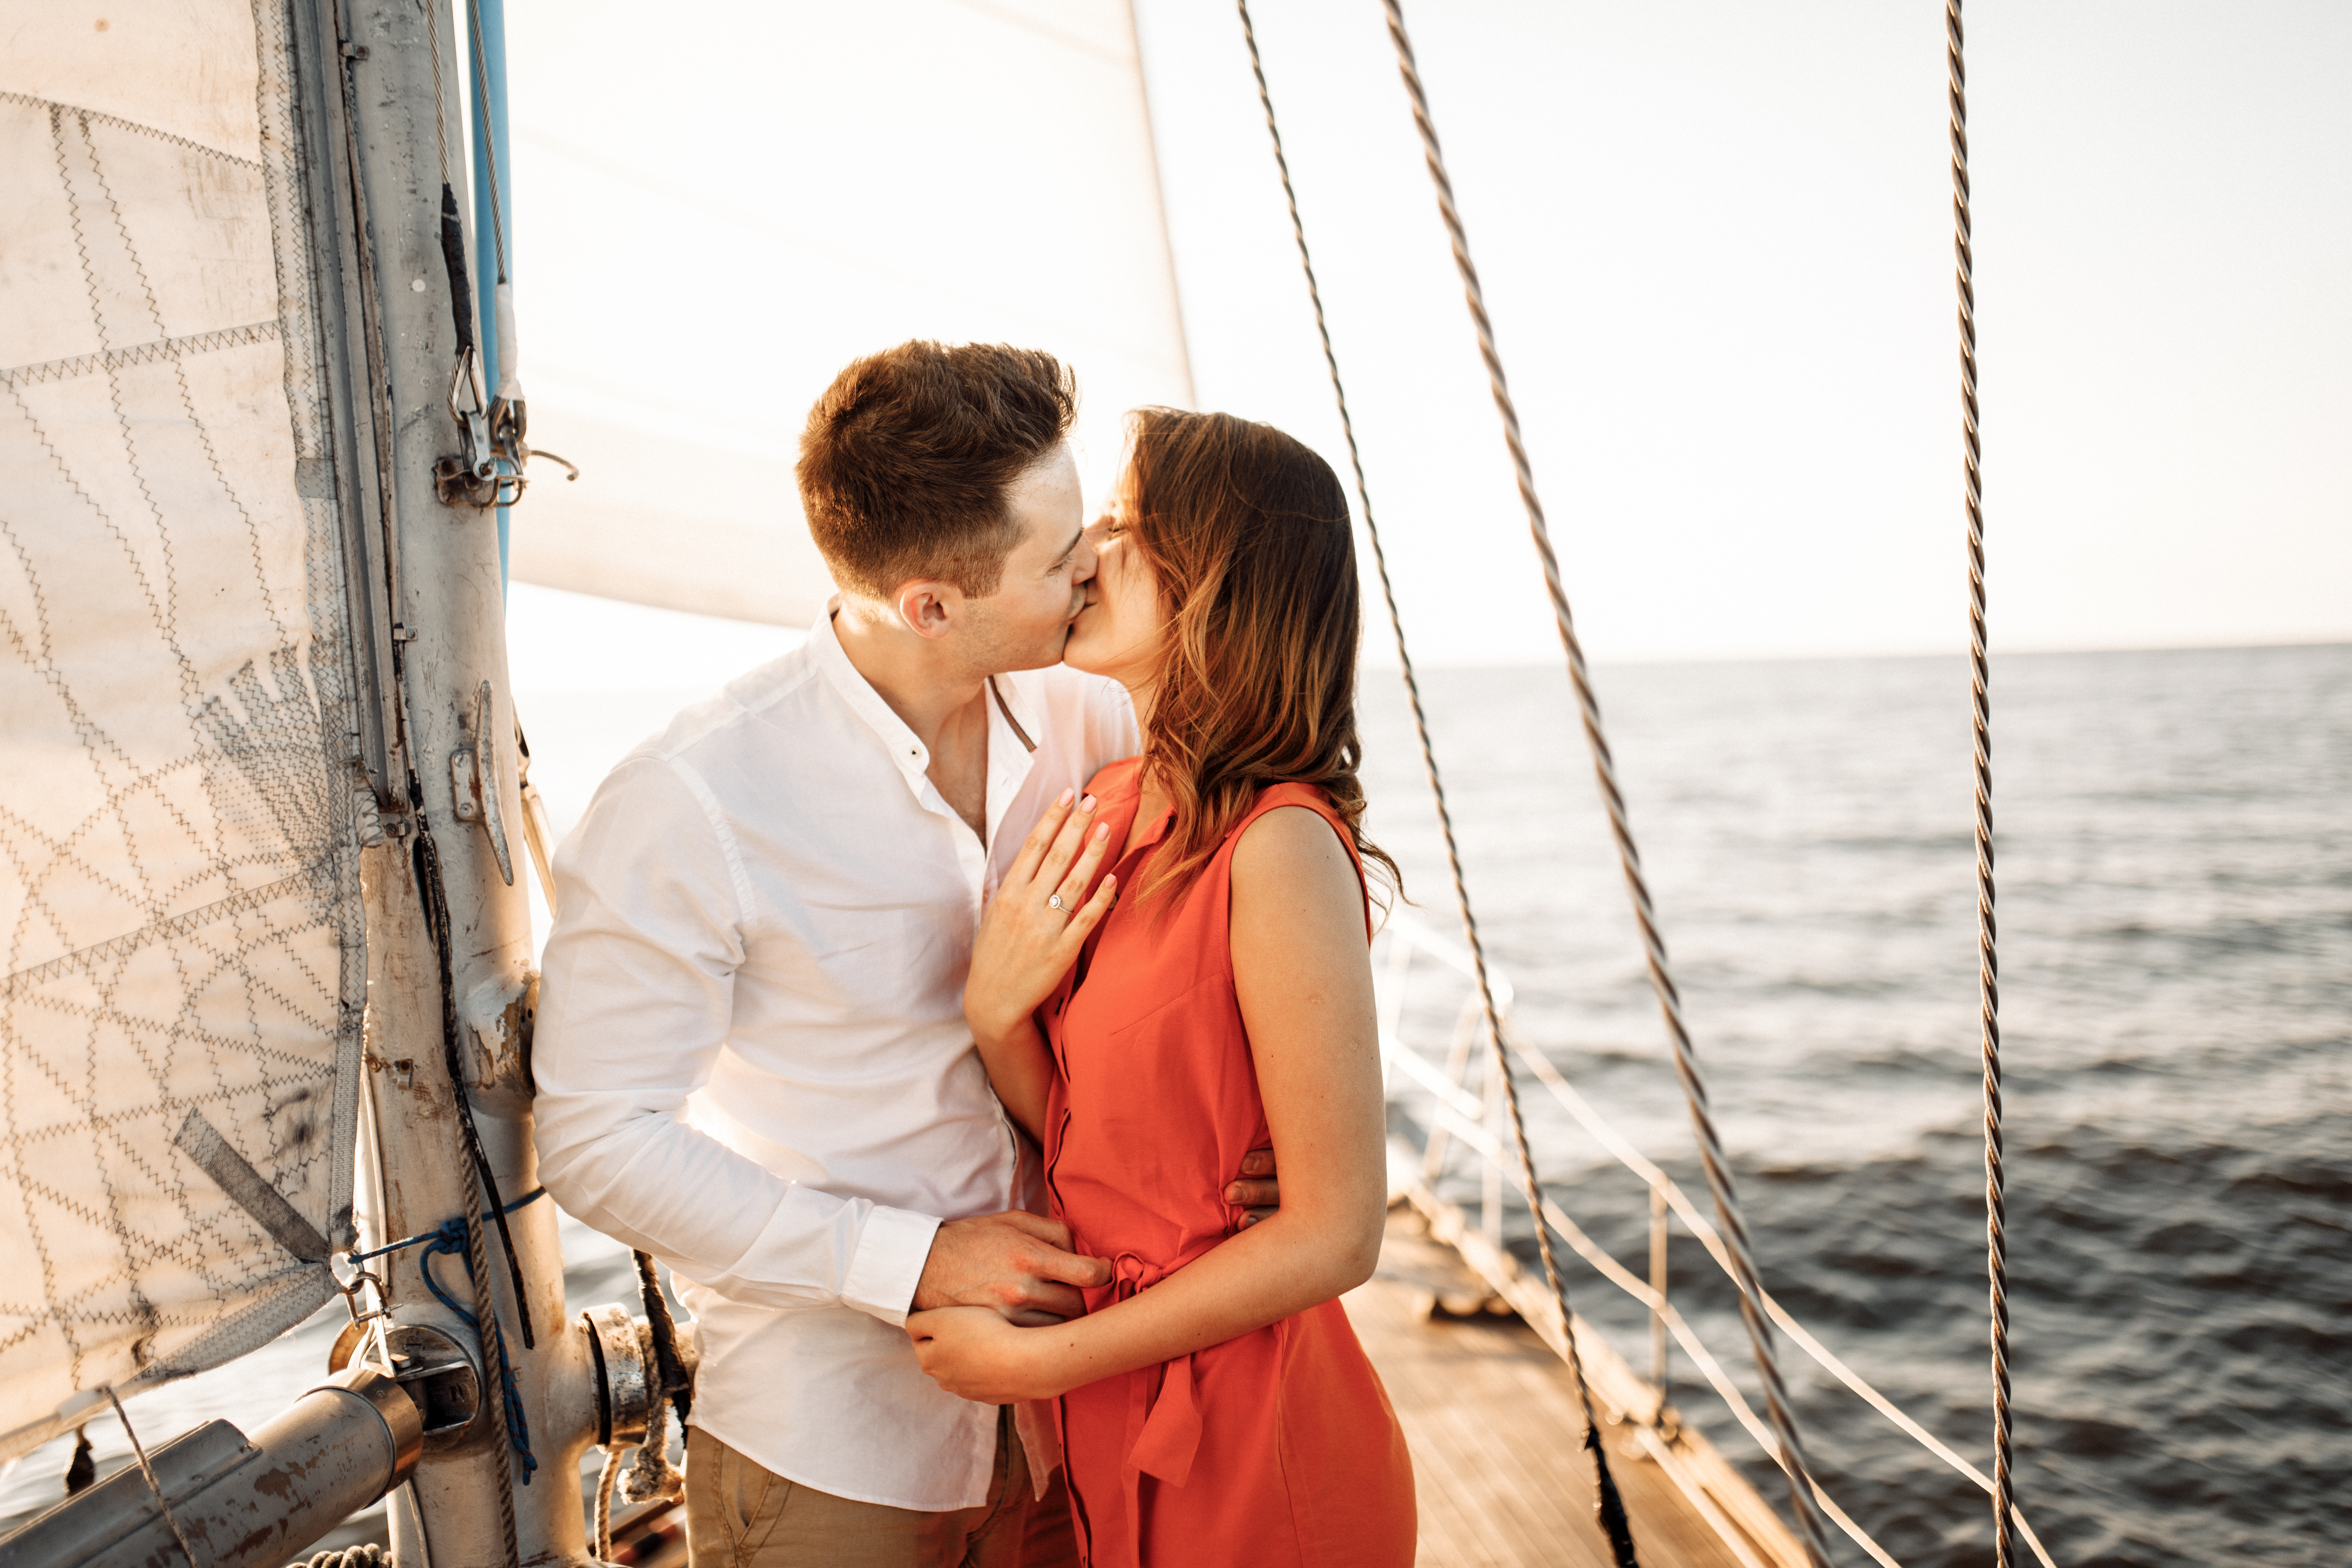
[1120,407,1400,912]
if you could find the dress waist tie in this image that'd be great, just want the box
[1107,1246,1217,1562]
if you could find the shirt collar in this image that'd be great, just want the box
[985,671,1043,755]
[810,608,934,800]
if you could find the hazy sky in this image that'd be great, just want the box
[1132,0,2350,664]
[503,1,2348,677]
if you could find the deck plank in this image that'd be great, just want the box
[1344,1209,1794,1568]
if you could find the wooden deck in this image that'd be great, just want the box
[1344,1205,1806,1568]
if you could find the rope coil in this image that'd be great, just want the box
[1947,4,2017,1563]
[1232,5,1637,1562]
[1372,4,1835,1561]
[288,1546,390,1568]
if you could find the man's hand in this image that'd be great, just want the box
[913,1210,1110,1326]
[1226,1146,1279,1230]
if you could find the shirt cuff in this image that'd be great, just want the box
[842,1204,942,1327]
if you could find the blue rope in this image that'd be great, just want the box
[346,1185,547,1267]
[344,1187,546,1483]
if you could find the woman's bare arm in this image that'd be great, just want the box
[910,804,1387,1400]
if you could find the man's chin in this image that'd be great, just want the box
[984,630,1078,677]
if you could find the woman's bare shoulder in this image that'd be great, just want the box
[1231,803,1355,898]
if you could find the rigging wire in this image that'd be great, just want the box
[1371,3,1836,1562]
[1946,5,2016,1563]
[419,0,453,190]
[463,0,510,285]
[1231,5,1638,1563]
[1502,1020,2062,1568]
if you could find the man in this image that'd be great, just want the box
[533,343,1273,1567]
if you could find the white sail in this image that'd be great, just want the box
[503,0,1194,626]
[0,0,367,1458]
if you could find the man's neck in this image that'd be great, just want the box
[834,602,994,843]
[833,601,986,754]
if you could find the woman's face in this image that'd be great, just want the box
[1061,476,1167,690]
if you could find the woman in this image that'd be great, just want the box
[906,409,1416,1567]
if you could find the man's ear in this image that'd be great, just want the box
[894,579,964,640]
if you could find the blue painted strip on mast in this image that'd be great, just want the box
[468,0,513,593]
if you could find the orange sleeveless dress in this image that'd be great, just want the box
[1037,759,1416,1568]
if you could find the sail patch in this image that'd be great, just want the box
[170,1107,332,1266]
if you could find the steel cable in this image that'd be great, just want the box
[1374,3,1835,1561]
[463,0,510,284]
[1233,5,1637,1562]
[1946,5,2015,1563]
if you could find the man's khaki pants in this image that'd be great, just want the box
[684,1413,1081,1568]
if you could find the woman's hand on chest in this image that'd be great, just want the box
[967,788,1121,1044]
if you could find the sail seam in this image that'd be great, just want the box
[1,866,326,994]
[0,90,264,171]
[0,321,284,391]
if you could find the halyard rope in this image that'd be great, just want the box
[1375,3,1836,1561]
[1947,5,2016,1563]
[414,827,523,1568]
[1231,5,1639,1562]
[450,1075,521,1568]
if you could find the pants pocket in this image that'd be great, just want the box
[696,1431,784,1565]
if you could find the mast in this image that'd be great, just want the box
[300,1,595,1562]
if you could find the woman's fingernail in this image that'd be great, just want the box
[1057,788,1073,806]
[1094,823,1109,841]
[1079,794,1097,812]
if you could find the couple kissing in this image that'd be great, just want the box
[534,340,1415,1568]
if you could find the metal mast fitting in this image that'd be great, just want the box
[1,1370,422,1568]
[298,2,606,1564]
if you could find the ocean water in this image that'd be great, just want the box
[5,643,2345,1567]
[1355,643,2351,1568]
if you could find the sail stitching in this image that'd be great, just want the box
[0,323,284,391]
[0,90,265,171]
[77,114,290,649]
[47,103,184,1359]
[1,869,325,994]
[0,4,367,1452]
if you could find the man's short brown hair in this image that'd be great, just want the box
[796,341,1079,601]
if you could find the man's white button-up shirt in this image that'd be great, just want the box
[533,615,1138,1511]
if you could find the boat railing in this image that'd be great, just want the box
[1372,910,2057,1568]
